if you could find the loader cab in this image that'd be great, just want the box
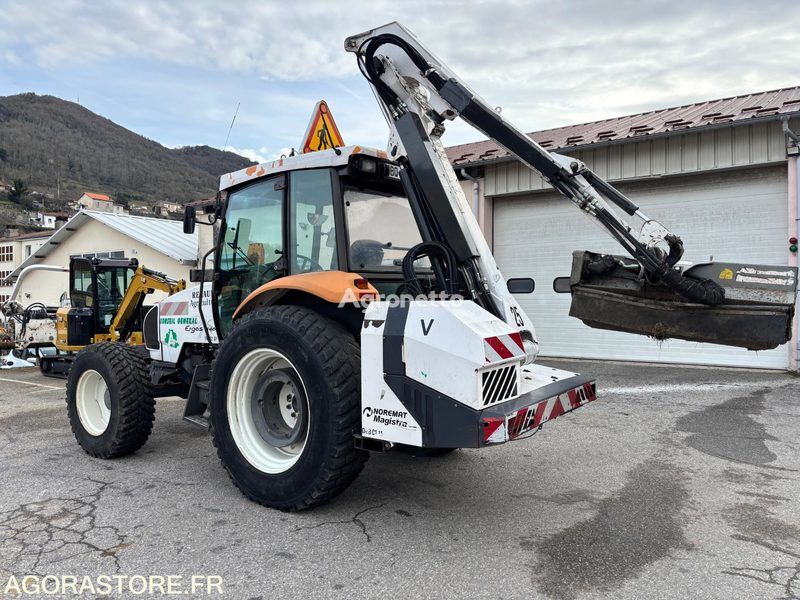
[213,148,428,336]
[65,257,136,346]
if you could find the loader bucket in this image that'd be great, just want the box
[563,251,798,351]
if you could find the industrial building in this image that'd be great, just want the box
[449,86,800,369]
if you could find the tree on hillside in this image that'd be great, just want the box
[9,179,29,204]
[0,148,6,161]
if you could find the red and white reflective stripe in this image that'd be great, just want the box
[482,382,596,444]
[484,332,525,363]
[160,302,188,317]
[510,383,596,439]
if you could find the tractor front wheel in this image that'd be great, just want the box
[66,342,155,458]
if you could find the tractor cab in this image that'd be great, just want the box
[195,146,430,336]
[59,257,138,348]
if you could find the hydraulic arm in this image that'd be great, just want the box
[110,266,185,342]
[345,22,797,351]
[345,23,723,305]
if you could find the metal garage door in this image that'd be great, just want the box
[493,165,789,368]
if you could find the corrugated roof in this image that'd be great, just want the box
[447,85,800,167]
[87,211,197,263]
[5,210,198,282]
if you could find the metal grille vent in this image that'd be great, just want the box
[481,364,520,406]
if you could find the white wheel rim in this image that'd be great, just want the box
[227,348,310,474]
[76,369,111,436]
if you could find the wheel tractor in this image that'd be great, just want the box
[64,23,797,511]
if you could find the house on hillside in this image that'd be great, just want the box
[128,201,151,216]
[154,200,183,218]
[4,211,198,308]
[74,192,127,215]
[28,211,70,229]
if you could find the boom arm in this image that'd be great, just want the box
[344,23,727,353]
[110,266,185,342]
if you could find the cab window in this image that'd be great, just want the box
[217,177,285,334]
[94,267,131,328]
[289,169,338,274]
[345,187,425,270]
[70,260,93,308]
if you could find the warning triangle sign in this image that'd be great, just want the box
[301,100,345,153]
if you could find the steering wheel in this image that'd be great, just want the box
[295,254,324,273]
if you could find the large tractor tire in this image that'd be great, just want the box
[209,306,368,511]
[66,342,155,458]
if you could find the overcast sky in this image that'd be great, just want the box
[1,0,798,163]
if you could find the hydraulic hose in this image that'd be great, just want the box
[655,266,726,305]
[402,241,460,297]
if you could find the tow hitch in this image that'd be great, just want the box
[559,251,798,351]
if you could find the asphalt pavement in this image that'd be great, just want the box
[1,360,799,599]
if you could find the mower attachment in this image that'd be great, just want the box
[564,251,798,351]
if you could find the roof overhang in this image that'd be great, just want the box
[5,210,197,282]
[450,110,800,169]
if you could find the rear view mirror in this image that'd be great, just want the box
[507,278,535,294]
[553,277,572,293]
[183,205,196,234]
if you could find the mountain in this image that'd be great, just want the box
[0,93,255,206]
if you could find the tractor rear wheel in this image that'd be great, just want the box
[209,306,367,511]
[66,342,155,458]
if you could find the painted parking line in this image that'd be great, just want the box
[601,383,762,394]
[0,376,63,390]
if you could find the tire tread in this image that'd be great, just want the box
[210,306,367,511]
[66,342,155,458]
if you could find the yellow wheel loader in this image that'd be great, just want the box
[3,257,184,378]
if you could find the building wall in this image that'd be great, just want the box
[0,237,49,306]
[493,165,790,368]
[459,178,492,247]
[484,119,795,197]
[11,220,192,308]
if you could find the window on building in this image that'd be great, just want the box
[24,245,32,258]
[69,251,126,260]
[0,270,11,280]
[0,294,9,304]
[0,245,12,262]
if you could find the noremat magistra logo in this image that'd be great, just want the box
[362,407,409,427]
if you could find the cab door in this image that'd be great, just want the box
[288,168,340,274]
[214,176,286,336]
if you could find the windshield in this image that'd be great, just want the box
[344,188,425,270]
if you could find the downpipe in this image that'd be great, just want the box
[783,117,800,368]
[459,168,480,218]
